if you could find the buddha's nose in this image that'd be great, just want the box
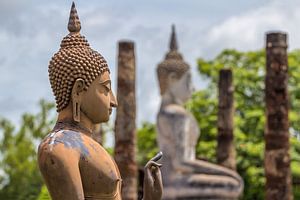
[110,91,118,107]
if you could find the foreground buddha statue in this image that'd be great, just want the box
[156,26,243,200]
[38,3,162,200]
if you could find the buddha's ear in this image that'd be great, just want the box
[71,78,86,122]
[72,78,85,95]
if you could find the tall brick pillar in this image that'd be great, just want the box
[265,32,293,200]
[114,41,137,200]
[217,69,236,171]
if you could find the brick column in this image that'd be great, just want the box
[217,69,236,170]
[114,40,137,200]
[265,32,293,200]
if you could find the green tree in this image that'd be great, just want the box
[36,185,50,200]
[0,100,55,200]
[187,49,300,199]
[137,122,158,166]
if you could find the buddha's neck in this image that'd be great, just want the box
[160,91,184,110]
[56,104,94,137]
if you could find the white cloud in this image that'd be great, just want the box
[201,0,300,58]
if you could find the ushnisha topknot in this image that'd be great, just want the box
[48,2,110,112]
[157,25,190,95]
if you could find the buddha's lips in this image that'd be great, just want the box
[109,108,112,114]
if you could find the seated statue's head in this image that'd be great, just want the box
[157,25,193,104]
[48,3,117,123]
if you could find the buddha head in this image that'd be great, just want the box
[157,25,193,104]
[48,2,117,123]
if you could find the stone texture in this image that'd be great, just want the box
[114,41,137,200]
[265,32,293,200]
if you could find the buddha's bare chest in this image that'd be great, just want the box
[79,140,121,197]
[46,130,121,198]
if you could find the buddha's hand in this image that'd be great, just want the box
[143,152,163,200]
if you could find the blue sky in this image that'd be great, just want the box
[0,0,299,126]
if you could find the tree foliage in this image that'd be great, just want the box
[186,49,300,199]
[137,122,158,166]
[0,100,55,200]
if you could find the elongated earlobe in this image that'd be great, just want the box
[73,94,81,122]
[71,78,85,122]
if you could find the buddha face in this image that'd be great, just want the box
[79,71,117,123]
[168,71,194,104]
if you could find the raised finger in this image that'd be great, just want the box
[145,160,162,169]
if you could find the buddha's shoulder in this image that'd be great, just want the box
[159,104,189,118]
[38,129,89,160]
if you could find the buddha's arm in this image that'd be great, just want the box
[38,142,84,200]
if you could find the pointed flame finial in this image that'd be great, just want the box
[68,2,81,33]
[169,24,178,51]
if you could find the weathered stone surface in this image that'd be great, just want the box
[217,69,236,171]
[265,32,293,200]
[39,3,162,200]
[114,41,137,200]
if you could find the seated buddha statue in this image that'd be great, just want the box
[156,26,243,200]
[38,3,162,200]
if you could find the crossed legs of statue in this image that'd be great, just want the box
[162,160,243,200]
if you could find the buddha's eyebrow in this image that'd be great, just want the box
[99,80,111,85]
